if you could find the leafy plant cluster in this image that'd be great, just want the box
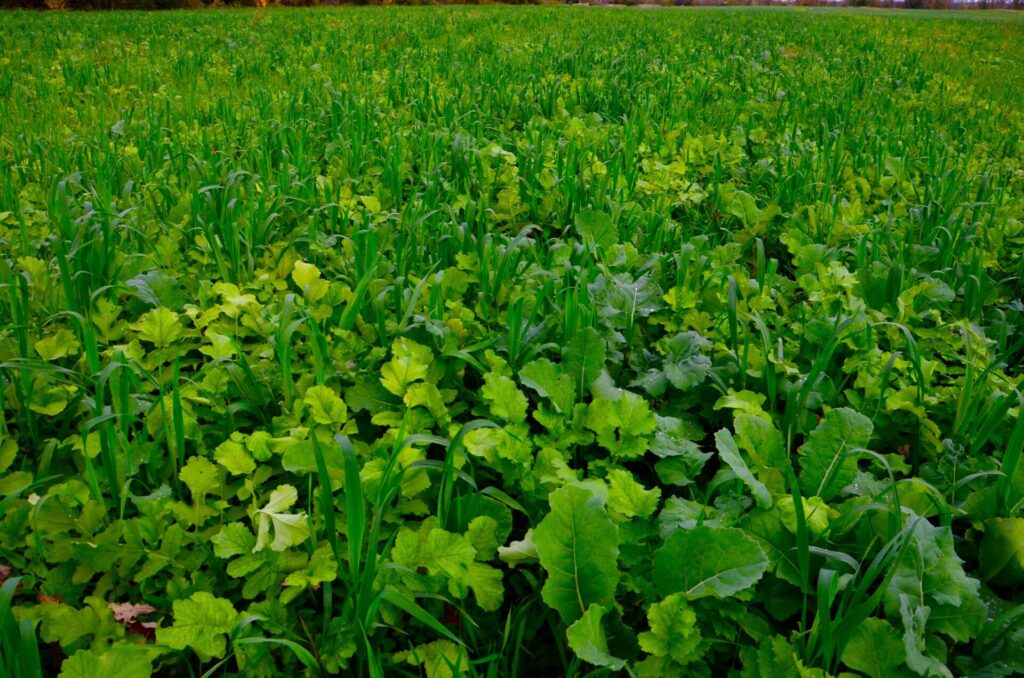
[0,0,552,10]
[1,6,1024,677]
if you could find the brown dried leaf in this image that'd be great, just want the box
[109,602,157,623]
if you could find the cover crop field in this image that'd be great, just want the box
[1,6,1024,677]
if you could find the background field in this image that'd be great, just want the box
[1,6,1024,678]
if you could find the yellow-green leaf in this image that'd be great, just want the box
[292,260,328,302]
[35,328,80,361]
[133,307,184,348]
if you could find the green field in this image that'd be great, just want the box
[1,6,1024,677]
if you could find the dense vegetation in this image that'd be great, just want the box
[3,0,1023,11]
[1,6,1024,677]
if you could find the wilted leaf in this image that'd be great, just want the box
[108,602,156,623]
[254,485,310,552]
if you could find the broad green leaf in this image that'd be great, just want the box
[638,593,702,665]
[884,517,984,642]
[561,327,606,396]
[405,382,448,420]
[980,518,1024,586]
[424,528,477,579]
[738,635,824,678]
[841,617,912,678]
[155,591,237,659]
[798,407,872,501]
[254,485,310,552]
[0,435,15,473]
[585,391,657,459]
[212,522,256,558]
[59,644,156,678]
[212,282,257,316]
[198,330,235,359]
[179,455,218,501]
[226,553,264,579]
[575,208,617,249]
[292,260,328,302]
[715,428,772,507]
[735,413,787,470]
[657,497,708,537]
[464,562,504,612]
[727,188,780,227]
[715,390,768,419]
[463,426,532,466]
[520,357,575,414]
[777,495,830,538]
[662,331,712,391]
[466,515,501,559]
[394,639,467,678]
[607,469,661,519]
[303,385,348,427]
[360,194,381,213]
[566,604,627,670]
[534,484,620,623]
[392,521,434,570]
[133,307,183,348]
[29,383,75,416]
[245,431,274,462]
[345,377,401,414]
[651,415,710,472]
[35,328,80,361]
[395,524,504,611]
[480,372,528,423]
[424,535,505,612]
[213,439,255,476]
[126,269,188,310]
[655,457,695,487]
[452,494,513,544]
[591,272,662,332]
[654,526,768,599]
[898,595,952,678]
[0,470,32,496]
[284,545,338,592]
[36,602,105,648]
[321,617,358,673]
[635,331,712,396]
[381,338,433,397]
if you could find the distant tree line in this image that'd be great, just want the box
[1,0,1021,10]
[586,0,1024,7]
